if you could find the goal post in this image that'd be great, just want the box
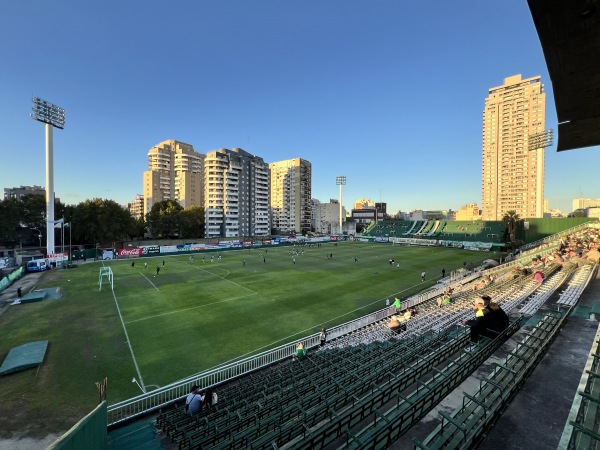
[99,267,114,291]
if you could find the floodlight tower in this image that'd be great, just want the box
[31,97,66,256]
[336,176,346,233]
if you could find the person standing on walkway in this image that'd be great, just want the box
[319,328,327,347]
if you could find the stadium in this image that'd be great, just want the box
[1,1,600,449]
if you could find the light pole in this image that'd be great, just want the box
[66,222,72,264]
[336,176,346,234]
[31,97,66,256]
[31,228,42,249]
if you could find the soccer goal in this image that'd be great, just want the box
[99,267,114,291]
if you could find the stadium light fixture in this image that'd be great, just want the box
[528,129,553,151]
[336,176,346,232]
[31,97,66,256]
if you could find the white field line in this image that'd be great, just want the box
[102,262,146,392]
[140,272,160,291]
[182,261,258,295]
[124,292,258,324]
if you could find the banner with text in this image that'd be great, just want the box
[118,248,142,258]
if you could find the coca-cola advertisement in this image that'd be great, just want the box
[118,248,142,258]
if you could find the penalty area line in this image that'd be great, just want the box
[140,272,160,291]
[124,292,258,324]
[181,261,258,295]
[102,262,146,391]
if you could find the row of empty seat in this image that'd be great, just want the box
[414,309,570,449]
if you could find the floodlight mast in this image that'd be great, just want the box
[336,176,346,233]
[31,97,65,256]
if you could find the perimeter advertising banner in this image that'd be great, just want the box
[330,236,338,241]
[46,252,69,262]
[141,245,160,255]
[463,242,493,251]
[118,248,142,258]
[391,237,438,246]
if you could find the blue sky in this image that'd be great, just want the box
[1,1,598,214]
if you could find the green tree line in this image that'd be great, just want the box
[0,195,205,247]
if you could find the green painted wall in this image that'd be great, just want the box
[517,217,597,243]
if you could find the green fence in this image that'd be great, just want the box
[0,266,25,294]
[518,218,597,243]
[47,401,107,450]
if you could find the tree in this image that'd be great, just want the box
[179,206,205,239]
[0,198,21,247]
[502,210,520,243]
[146,200,184,238]
[19,194,46,231]
[129,216,147,240]
[72,198,135,244]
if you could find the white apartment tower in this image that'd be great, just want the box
[143,140,205,214]
[269,158,312,234]
[204,148,270,238]
[482,75,546,220]
[312,199,346,234]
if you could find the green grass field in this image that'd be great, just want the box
[0,242,497,437]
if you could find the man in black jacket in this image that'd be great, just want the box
[463,296,508,344]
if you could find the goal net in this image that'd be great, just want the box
[99,267,114,291]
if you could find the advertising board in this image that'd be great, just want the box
[118,248,142,257]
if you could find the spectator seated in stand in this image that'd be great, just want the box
[530,269,544,283]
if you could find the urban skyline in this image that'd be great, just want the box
[1,2,598,215]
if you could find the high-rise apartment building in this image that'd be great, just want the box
[125,194,145,219]
[204,148,270,238]
[573,198,600,211]
[482,74,546,220]
[354,198,374,210]
[269,158,312,234]
[455,203,481,221]
[143,140,205,214]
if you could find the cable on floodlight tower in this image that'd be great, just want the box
[31,97,66,257]
[336,176,346,233]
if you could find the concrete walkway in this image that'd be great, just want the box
[0,270,44,317]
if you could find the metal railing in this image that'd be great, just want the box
[108,304,399,425]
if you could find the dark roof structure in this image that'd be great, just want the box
[528,0,600,151]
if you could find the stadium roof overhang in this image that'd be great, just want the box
[528,0,600,151]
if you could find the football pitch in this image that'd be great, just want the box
[0,242,497,435]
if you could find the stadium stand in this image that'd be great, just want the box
[106,224,600,450]
[413,309,569,450]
